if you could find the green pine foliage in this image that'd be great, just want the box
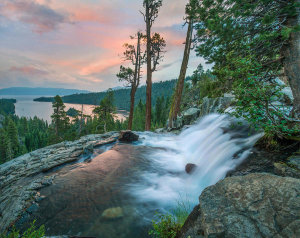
[191,0,300,138]
[132,100,146,131]
[34,80,177,110]
[0,99,16,115]
[0,115,50,164]
[50,95,70,142]
[7,119,20,156]
[131,97,170,131]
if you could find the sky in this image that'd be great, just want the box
[0,0,207,92]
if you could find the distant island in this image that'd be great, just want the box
[0,87,90,96]
[34,80,176,111]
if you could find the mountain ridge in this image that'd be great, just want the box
[0,87,91,96]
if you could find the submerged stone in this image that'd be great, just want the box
[101,207,123,219]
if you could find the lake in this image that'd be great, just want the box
[0,95,128,122]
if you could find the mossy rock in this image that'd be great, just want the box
[274,161,300,179]
[101,207,123,219]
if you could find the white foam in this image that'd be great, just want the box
[129,114,263,209]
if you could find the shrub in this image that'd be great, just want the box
[149,213,181,238]
[149,199,191,238]
[0,221,45,238]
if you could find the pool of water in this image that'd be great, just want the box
[18,114,262,237]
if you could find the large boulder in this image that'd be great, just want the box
[178,173,300,238]
[118,130,139,142]
[183,108,201,125]
[198,96,234,118]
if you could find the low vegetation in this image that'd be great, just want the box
[149,199,191,238]
[0,221,45,238]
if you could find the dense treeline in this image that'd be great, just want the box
[0,89,171,164]
[0,115,50,164]
[34,80,176,110]
[0,99,16,115]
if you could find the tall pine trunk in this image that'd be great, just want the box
[128,87,137,130]
[128,33,141,130]
[282,0,300,118]
[169,20,193,128]
[145,2,152,131]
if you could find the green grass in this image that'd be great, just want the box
[149,197,192,238]
[0,221,45,238]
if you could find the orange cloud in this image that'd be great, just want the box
[80,57,122,76]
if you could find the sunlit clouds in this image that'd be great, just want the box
[0,0,206,91]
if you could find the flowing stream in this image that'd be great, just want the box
[19,114,263,237]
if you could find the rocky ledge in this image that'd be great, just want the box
[178,173,300,238]
[0,132,119,233]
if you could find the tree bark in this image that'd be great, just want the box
[128,87,137,130]
[282,0,300,118]
[169,20,193,127]
[128,32,142,130]
[145,2,152,131]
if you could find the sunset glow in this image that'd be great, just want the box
[0,0,206,91]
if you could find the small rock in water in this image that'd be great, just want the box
[101,207,123,219]
[119,130,139,142]
[185,163,197,174]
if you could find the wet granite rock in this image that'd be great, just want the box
[0,132,118,233]
[118,130,139,142]
[83,143,94,154]
[178,173,300,238]
[274,154,300,179]
[185,163,197,174]
[182,108,201,125]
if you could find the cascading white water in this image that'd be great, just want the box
[129,114,263,210]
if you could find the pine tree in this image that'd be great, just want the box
[132,100,146,131]
[142,0,164,130]
[117,31,145,130]
[0,129,7,164]
[192,0,300,136]
[93,90,116,133]
[7,119,19,157]
[169,0,195,128]
[51,95,70,140]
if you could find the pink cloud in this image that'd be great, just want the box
[79,57,122,76]
[0,0,202,91]
[10,66,49,76]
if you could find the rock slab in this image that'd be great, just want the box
[0,132,118,233]
[118,130,139,142]
[178,173,300,238]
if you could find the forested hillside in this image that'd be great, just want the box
[0,99,16,115]
[34,80,176,110]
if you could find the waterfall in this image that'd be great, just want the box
[129,114,263,210]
